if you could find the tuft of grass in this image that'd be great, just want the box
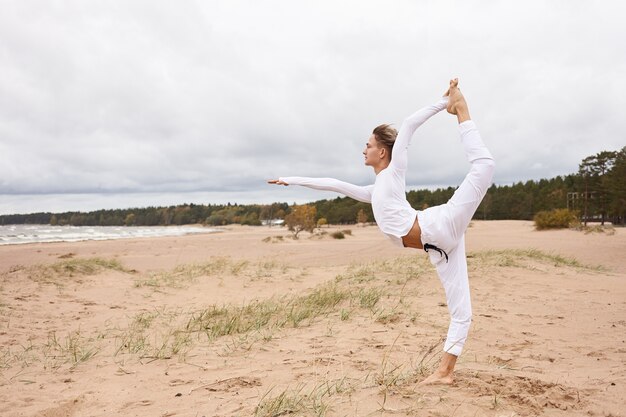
[44,330,99,369]
[254,386,314,417]
[336,265,375,283]
[28,258,128,284]
[375,309,401,324]
[0,341,38,372]
[255,378,357,417]
[49,258,126,275]
[112,308,192,359]
[358,288,382,310]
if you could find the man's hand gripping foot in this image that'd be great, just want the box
[445,78,471,123]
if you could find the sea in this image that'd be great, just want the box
[0,224,220,246]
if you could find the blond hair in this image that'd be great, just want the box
[372,124,398,158]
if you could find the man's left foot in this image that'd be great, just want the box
[447,87,466,116]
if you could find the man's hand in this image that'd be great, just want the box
[268,179,289,186]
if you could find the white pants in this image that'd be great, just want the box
[417,120,495,356]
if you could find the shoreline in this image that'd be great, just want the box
[0,224,221,247]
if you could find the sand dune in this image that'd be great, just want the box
[1,221,624,416]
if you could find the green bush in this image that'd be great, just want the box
[533,209,579,230]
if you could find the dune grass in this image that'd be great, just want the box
[467,248,606,271]
[2,247,599,374]
[184,281,350,340]
[113,270,400,360]
[133,257,292,289]
[111,308,193,359]
[26,257,129,285]
[63,255,430,364]
[254,378,358,417]
[254,384,328,417]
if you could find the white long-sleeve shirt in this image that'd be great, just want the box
[280,97,449,247]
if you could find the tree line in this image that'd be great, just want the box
[1,147,624,227]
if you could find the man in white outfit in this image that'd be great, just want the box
[269,79,495,385]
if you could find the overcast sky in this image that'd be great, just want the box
[1,0,625,215]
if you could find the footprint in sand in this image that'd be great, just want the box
[37,396,84,416]
[122,399,154,408]
[168,379,193,387]
[456,372,586,413]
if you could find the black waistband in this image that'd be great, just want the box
[424,243,449,262]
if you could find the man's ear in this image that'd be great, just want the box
[379,147,387,159]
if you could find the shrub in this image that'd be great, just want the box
[533,209,579,230]
[331,231,345,239]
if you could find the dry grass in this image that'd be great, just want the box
[133,257,292,289]
[254,378,358,417]
[467,248,606,271]
[115,255,433,361]
[580,224,616,235]
[26,258,128,284]
[1,248,598,379]
[43,330,100,369]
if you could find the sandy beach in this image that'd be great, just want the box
[1,220,624,416]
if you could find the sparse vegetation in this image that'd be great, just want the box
[577,224,616,235]
[467,248,605,271]
[185,282,350,340]
[43,330,99,369]
[134,257,289,288]
[262,235,285,243]
[27,258,128,284]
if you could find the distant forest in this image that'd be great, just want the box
[2,147,624,226]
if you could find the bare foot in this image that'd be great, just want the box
[419,351,457,386]
[446,80,471,123]
[419,370,455,386]
[446,83,464,115]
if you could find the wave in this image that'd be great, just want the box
[0,225,219,245]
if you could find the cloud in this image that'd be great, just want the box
[1,0,625,213]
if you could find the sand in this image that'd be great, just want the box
[0,220,624,416]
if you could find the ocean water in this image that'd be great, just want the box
[0,224,219,245]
